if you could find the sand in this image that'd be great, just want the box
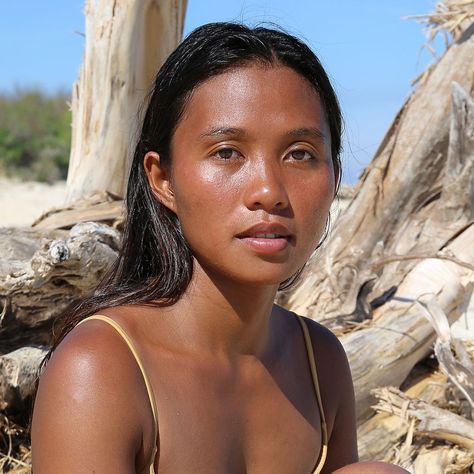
[0,178,67,227]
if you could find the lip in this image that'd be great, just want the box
[236,222,292,239]
[236,222,292,254]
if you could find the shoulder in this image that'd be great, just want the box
[40,315,150,399]
[31,315,153,472]
[275,305,348,375]
[298,315,349,373]
[289,312,353,407]
[289,312,358,469]
[274,305,358,465]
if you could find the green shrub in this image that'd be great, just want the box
[0,88,71,182]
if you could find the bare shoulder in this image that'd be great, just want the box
[31,315,154,473]
[274,305,358,470]
[275,305,348,375]
[298,314,350,375]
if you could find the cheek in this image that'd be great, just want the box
[172,162,244,214]
[293,169,335,242]
[294,166,334,212]
[170,164,242,251]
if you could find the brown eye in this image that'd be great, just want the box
[290,149,313,161]
[216,148,235,160]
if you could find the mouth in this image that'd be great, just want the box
[253,233,287,239]
[236,223,292,254]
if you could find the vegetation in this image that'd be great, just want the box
[0,89,71,183]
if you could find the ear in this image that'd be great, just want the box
[143,151,177,213]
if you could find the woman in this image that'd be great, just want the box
[31,23,408,473]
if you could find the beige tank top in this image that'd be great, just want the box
[76,314,328,473]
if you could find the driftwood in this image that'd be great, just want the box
[0,346,47,412]
[65,0,187,203]
[344,220,474,421]
[417,294,474,416]
[372,386,474,451]
[32,191,123,230]
[413,447,474,474]
[0,222,119,352]
[358,367,448,461]
[1,2,474,471]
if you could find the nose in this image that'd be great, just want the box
[243,158,289,212]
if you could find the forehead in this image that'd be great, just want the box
[174,64,329,141]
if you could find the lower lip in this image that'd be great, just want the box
[238,237,289,253]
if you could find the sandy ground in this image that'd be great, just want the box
[0,178,67,227]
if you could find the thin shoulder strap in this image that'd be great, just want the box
[76,314,158,473]
[296,315,328,474]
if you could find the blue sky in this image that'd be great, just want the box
[0,1,441,183]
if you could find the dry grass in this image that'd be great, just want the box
[0,414,31,474]
[406,0,474,47]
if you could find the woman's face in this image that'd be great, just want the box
[150,63,336,287]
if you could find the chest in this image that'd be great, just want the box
[151,354,323,474]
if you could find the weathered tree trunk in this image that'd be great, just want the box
[345,220,474,420]
[65,0,187,204]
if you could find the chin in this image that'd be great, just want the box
[231,267,301,289]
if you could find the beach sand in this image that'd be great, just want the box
[0,178,67,227]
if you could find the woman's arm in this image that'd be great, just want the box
[31,320,155,473]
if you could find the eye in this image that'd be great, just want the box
[287,149,315,161]
[213,148,240,160]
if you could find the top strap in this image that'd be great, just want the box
[296,315,328,474]
[76,314,158,473]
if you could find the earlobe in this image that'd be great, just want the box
[143,151,177,213]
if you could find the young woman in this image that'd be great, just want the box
[31,23,409,474]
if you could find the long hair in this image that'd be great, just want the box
[47,21,343,355]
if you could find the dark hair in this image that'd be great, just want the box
[48,21,343,352]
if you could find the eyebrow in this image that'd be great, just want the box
[198,126,327,142]
[286,127,327,142]
[199,127,247,139]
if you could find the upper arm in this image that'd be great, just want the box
[305,318,358,472]
[31,321,148,473]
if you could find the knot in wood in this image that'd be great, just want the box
[48,240,70,263]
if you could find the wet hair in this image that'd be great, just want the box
[48,21,343,351]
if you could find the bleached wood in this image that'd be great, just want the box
[372,386,474,450]
[345,222,474,420]
[415,293,474,414]
[65,0,187,203]
[0,346,48,411]
[358,370,448,461]
[0,223,119,352]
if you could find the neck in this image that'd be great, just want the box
[166,260,279,359]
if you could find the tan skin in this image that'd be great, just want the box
[31,64,408,473]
